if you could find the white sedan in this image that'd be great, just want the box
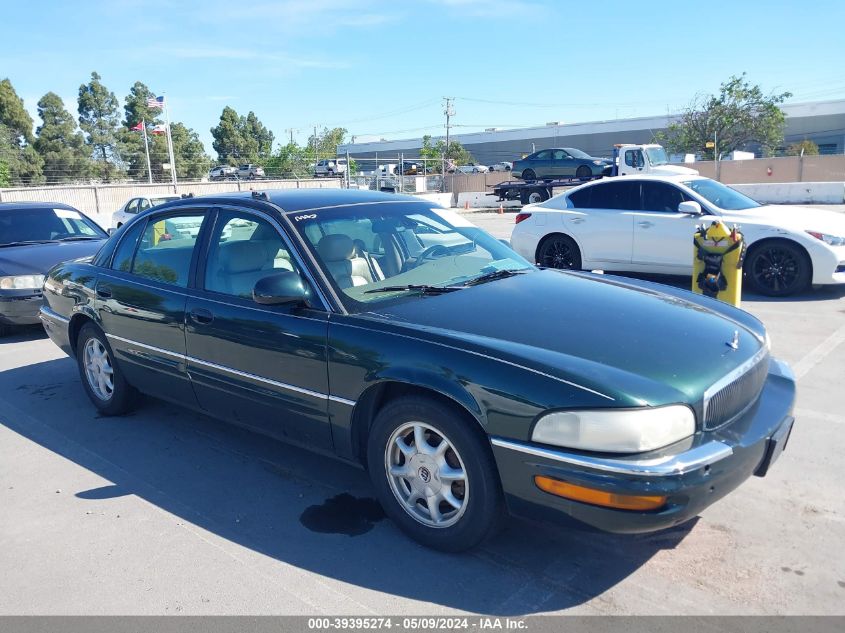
[489,161,512,172]
[510,174,845,296]
[455,164,489,174]
[112,195,180,229]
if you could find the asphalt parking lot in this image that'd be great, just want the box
[1,211,844,615]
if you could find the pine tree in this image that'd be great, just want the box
[0,78,43,185]
[78,72,122,181]
[34,92,91,183]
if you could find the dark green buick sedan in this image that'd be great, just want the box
[39,189,796,551]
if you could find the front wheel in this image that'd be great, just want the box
[576,165,592,180]
[537,234,582,270]
[744,241,811,296]
[367,397,503,552]
[76,323,138,415]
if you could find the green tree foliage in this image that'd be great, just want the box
[170,122,211,179]
[785,139,819,156]
[78,72,122,181]
[419,135,474,171]
[307,127,347,159]
[211,107,274,164]
[657,74,792,160]
[265,142,310,178]
[118,81,162,181]
[34,92,91,184]
[0,78,43,185]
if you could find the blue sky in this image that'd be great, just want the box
[2,0,844,156]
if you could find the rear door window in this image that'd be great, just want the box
[131,212,206,287]
[588,181,641,210]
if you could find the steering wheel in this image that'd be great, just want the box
[415,244,450,266]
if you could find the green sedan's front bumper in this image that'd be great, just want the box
[490,358,796,534]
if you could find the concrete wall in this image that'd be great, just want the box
[0,179,342,227]
[732,182,845,204]
[445,155,845,195]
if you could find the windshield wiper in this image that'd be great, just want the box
[55,236,102,241]
[463,269,529,286]
[0,240,55,248]
[364,284,464,296]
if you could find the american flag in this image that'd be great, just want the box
[146,95,165,109]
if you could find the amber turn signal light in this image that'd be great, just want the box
[534,475,667,511]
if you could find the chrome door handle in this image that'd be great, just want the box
[638,221,655,228]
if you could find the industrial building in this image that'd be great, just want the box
[338,99,845,165]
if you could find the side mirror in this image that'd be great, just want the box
[107,227,117,236]
[253,271,310,306]
[678,201,703,215]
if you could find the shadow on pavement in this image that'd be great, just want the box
[0,357,696,615]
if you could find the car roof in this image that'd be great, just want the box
[565,173,706,193]
[153,188,426,214]
[0,201,81,211]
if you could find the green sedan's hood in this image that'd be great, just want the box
[367,270,767,406]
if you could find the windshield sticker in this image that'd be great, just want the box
[54,208,82,219]
[292,213,317,222]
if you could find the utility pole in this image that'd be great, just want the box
[313,124,319,158]
[284,128,297,145]
[443,97,455,148]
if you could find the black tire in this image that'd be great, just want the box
[76,322,138,415]
[576,165,592,180]
[537,234,582,270]
[521,169,536,181]
[744,240,811,297]
[367,396,504,552]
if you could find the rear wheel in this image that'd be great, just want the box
[76,323,138,415]
[744,240,811,296]
[367,396,504,552]
[521,169,536,181]
[576,165,592,180]
[537,234,582,270]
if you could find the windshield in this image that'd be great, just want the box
[564,148,591,159]
[290,202,534,311]
[645,146,669,166]
[0,207,106,246]
[682,179,762,211]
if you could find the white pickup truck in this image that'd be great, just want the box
[615,144,698,177]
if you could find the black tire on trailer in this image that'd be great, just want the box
[520,187,549,205]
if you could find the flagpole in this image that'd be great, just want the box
[141,120,152,184]
[163,95,177,191]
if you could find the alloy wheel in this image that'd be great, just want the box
[750,246,802,294]
[83,337,114,401]
[385,422,469,528]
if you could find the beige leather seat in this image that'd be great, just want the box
[214,240,291,298]
[317,234,379,289]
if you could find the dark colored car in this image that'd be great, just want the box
[513,147,613,181]
[0,202,107,336]
[39,189,795,552]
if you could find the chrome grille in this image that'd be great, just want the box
[703,349,770,430]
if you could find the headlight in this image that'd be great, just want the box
[806,231,845,246]
[592,160,605,166]
[531,405,695,453]
[0,274,46,290]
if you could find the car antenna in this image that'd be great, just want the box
[180,193,194,199]
[251,191,270,202]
